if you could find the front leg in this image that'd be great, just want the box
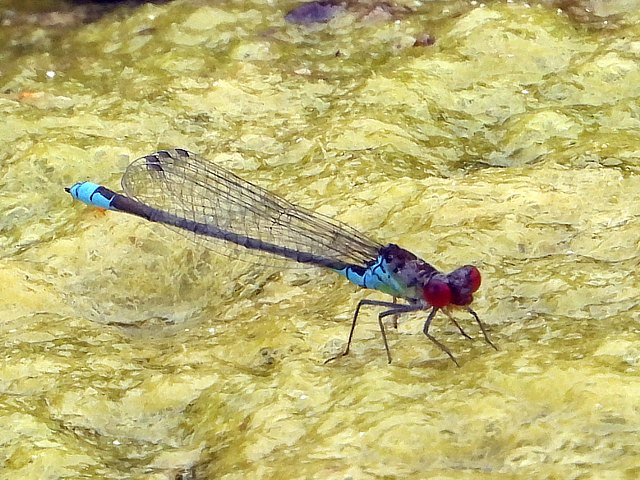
[441,309,473,340]
[422,307,460,367]
[467,307,498,351]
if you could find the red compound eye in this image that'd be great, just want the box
[468,266,481,292]
[423,279,452,308]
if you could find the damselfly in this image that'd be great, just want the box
[66,149,496,365]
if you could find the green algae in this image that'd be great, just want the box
[1,0,640,478]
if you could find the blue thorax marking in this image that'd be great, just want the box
[68,182,117,211]
[335,255,407,298]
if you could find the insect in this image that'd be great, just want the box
[66,148,496,364]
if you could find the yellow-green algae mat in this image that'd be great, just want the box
[1,0,639,478]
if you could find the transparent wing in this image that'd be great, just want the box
[121,149,382,269]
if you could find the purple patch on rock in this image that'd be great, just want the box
[285,1,342,25]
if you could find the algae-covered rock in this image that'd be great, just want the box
[1,0,640,478]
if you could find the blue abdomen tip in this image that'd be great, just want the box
[67,181,114,210]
